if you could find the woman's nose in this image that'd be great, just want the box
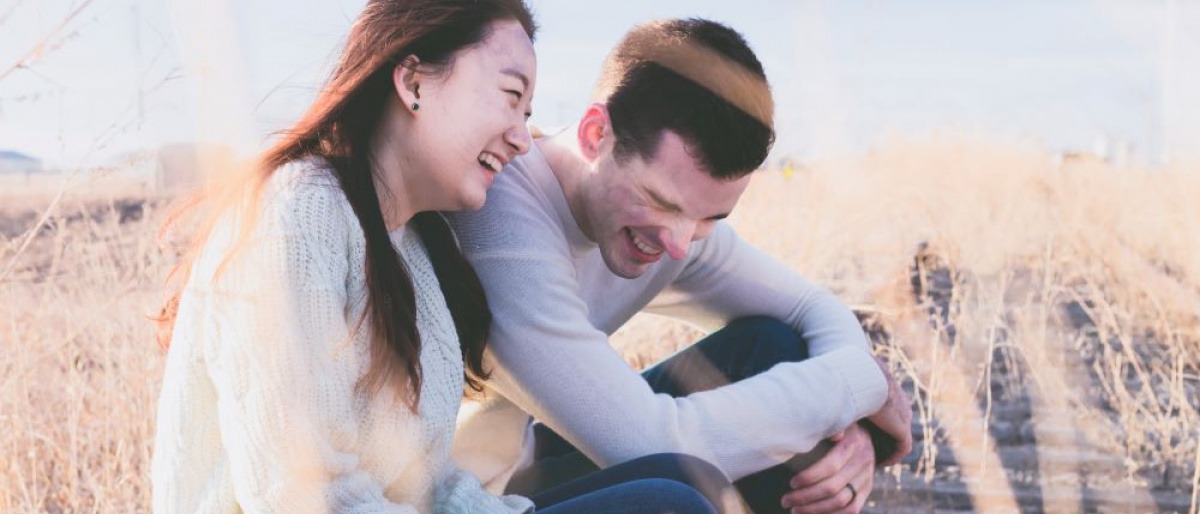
[505,124,532,155]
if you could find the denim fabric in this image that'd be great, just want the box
[508,317,820,514]
[533,453,730,514]
[537,477,716,514]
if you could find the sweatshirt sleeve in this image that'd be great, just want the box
[649,223,869,354]
[647,222,886,395]
[198,181,418,514]
[471,243,886,481]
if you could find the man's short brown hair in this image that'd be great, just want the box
[594,18,775,179]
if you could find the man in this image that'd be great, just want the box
[449,18,913,514]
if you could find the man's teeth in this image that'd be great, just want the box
[629,229,662,255]
[478,153,502,173]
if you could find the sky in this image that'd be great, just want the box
[0,0,1197,170]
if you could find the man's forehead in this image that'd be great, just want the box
[644,131,705,172]
[638,134,750,211]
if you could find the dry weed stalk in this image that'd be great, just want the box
[3,136,1197,511]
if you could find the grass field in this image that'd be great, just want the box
[2,136,1198,513]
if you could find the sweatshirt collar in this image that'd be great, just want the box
[526,143,593,254]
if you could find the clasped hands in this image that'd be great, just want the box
[781,358,913,514]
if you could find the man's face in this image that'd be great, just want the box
[581,130,752,279]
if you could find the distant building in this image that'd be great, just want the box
[1092,135,1132,168]
[0,150,43,174]
[1051,135,1136,170]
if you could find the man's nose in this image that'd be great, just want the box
[657,221,695,261]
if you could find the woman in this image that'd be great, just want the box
[151,1,734,513]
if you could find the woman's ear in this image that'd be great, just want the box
[577,104,611,162]
[392,55,423,114]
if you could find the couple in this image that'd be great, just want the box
[152,1,913,513]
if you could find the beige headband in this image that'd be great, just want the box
[611,32,775,129]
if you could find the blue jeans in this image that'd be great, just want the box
[508,317,816,514]
[534,453,728,514]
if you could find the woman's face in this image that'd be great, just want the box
[403,19,537,212]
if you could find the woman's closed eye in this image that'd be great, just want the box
[504,90,532,118]
[505,89,523,102]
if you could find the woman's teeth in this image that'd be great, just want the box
[478,153,502,173]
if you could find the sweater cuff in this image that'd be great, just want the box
[822,347,889,425]
[436,470,534,514]
[327,470,418,514]
[438,490,533,514]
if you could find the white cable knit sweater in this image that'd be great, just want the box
[151,159,533,514]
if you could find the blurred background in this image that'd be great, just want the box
[1,1,1197,513]
[2,0,1198,173]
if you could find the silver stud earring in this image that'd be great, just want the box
[412,102,420,111]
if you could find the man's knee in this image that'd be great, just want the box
[727,316,797,340]
[623,479,718,514]
[725,316,809,361]
[623,454,731,513]
[627,452,729,488]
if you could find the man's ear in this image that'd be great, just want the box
[392,55,423,114]
[577,103,611,163]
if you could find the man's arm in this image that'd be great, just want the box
[646,223,870,357]
[648,223,912,456]
[474,247,888,480]
[648,223,912,513]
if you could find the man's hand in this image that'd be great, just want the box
[865,356,913,466]
[781,423,874,514]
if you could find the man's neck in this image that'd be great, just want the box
[538,130,597,243]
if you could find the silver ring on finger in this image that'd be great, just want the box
[845,483,858,506]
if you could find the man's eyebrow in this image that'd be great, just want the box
[644,187,682,213]
[501,67,529,90]
[646,186,730,220]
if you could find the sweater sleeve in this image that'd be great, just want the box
[436,467,534,514]
[473,245,885,481]
[647,222,887,400]
[649,223,869,354]
[198,180,417,514]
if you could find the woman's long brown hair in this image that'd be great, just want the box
[155,0,536,410]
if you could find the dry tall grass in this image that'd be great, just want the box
[620,135,1200,512]
[3,137,1198,513]
[2,187,169,512]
